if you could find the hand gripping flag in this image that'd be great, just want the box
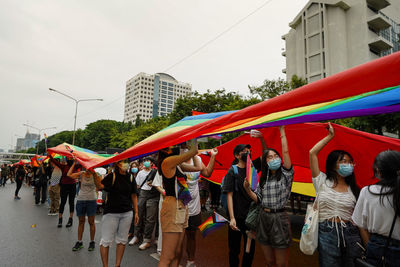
[176,177,192,206]
[198,212,229,237]
[246,154,259,191]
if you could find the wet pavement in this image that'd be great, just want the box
[0,181,318,266]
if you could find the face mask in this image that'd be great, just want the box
[119,163,129,172]
[240,152,249,162]
[144,162,151,168]
[131,167,138,174]
[171,147,180,156]
[337,163,353,177]
[267,158,281,170]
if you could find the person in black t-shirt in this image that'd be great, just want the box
[222,129,266,267]
[14,164,26,200]
[99,159,139,267]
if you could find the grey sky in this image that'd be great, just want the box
[0,0,308,151]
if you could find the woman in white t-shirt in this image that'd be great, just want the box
[309,123,362,267]
[352,150,400,267]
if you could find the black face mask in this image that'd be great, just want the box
[171,147,180,156]
[240,152,249,162]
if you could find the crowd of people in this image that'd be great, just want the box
[0,125,399,267]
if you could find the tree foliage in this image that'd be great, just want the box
[169,89,259,124]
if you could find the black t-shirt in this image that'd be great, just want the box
[16,167,25,180]
[101,171,138,214]
[222,159,261,221]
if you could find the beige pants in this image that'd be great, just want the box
[48,184,60,213]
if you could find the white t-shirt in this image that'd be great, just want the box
[313,172,357,222]
[184,156,202,217]
[136,169,152,191]
[152,171,162,188]
[352,185,400,240]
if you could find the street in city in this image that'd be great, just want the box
[0,181,317,267]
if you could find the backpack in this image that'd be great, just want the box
[220,165,239,213]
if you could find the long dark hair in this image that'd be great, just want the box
[325,150,360,199]
[368,150,400,214]
[259,148,283,189]
[157,148,171,175]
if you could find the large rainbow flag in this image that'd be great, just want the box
[88,52,400,169]
[47,143,113,170]
[198,123,400,196]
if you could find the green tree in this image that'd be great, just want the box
[248,78,289,100]
[290,74,308,89]
[169,89,259,124]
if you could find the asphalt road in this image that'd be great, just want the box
[0,181,318,267]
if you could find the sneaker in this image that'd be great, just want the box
[186,261,196,267]
[66,218,73,228]
[88,241,95,251]
[48,212,52,216]
[57,218,62,228]
[128,236,139,246]
[139,242,151,250]
[72,241,83,251]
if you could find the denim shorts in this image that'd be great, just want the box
[365,233,400,267]
[318,220,362,267]
[76,200,97,217]
[100,211,133,247]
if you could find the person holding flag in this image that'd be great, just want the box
[243,126,293,267]
[222,129,266,267]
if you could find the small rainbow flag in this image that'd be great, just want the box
[198,212,229,237]
[246,154,259,191]
[44,133,48,143]
[64,144,74,154]
[214,211,229,223]
[176,177,192,206]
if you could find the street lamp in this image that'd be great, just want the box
[49,88,103,145]
[22,124,56,154]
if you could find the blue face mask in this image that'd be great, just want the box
[131,167,138,174]
[337,163,354,177]
[144,162,151,168]
[267,158,281,170]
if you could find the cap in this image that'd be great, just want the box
[233,144,251,155]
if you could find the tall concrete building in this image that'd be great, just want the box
[15,132,39,151]
[282,0,400,83]
[124,72,192,123]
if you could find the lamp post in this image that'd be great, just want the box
[49,88,103,145]
[22,124,56,154]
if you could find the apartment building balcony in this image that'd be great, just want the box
[367,13,391,32]
[366,0,390,11]
[282,50,286,57]
[369,32,393,53]
[282,68,287,74]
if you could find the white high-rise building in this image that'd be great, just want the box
[124,72,192,123]
[282,0,400,83]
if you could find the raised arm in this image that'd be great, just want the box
[66,160,81,179]
[180,154,204,172]
[250,129,267,153]
[309,123,334,178]
[280,126,292,169]
[162,139,198,178]
[201,148,218,178]
[93,171,104,189]
[49,154,62,169]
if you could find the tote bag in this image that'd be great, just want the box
[299,183,321,255]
